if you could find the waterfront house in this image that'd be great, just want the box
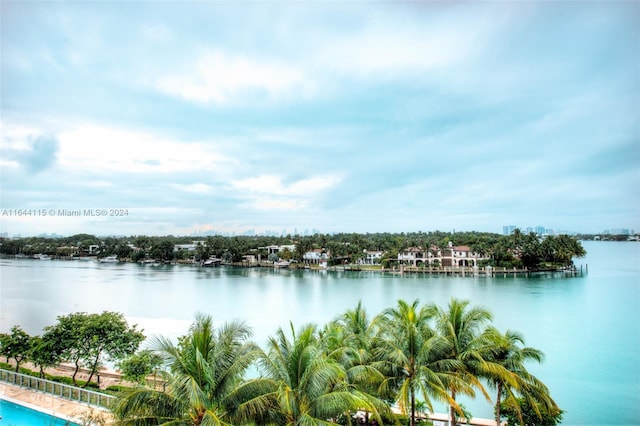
[397,246,439,266]
[264,244,296,255]
[303,248,329,264]
[174,241,206,253]
[398,242,488,267]
[358,250,384,265]
[242,254,257,263]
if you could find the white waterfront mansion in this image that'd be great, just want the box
[397,242,489,267]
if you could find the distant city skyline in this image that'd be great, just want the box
[501,225,636,237]
[1,2,638,237]
[1,225,636,240]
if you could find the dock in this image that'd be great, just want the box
[386,265,583,277]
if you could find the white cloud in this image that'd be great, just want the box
[156,50,314,105]
[316,7,506,80]
[57,124,232,173]
[169,183,213,194]
[79,180,114,188]
[229,174,341,197]
[249,198,309,211]
[141,24,172,42]
[1,122,42,151]
[229,174,342,211]
[0,160,20,168]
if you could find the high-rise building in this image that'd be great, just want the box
[503,225,516,235]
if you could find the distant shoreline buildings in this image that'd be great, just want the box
[502,225,636,237]
[0,227,637,240]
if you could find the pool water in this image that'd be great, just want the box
[0,398,78,425]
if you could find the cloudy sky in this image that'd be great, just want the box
[1,1,638,237]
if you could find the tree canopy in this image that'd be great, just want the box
[43,311,145,387]
[1,302,559,425]
[0,229,586,269]
[110,300,559,425]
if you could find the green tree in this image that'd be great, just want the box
[483,327,559,425]
[225,237,248,262]
[234,323,383,425]
[0,238,25,255]
[115,242,133,260]
[29,335,63,378]
[0,326,32,372]
[324,302,388,425]
[519,233,542,269]
[118,349,163,385]
[280,247,293,261]
[113,315,260,425]
[0,333,10,362]
[194,241,209,262]
[427,298,511,426]
[151,239,175,262]
[44,311,145,387]
[500,397,564,426]
[205,236,225,258]
[554,235,586,265]
[375,300,454,426]
[294,237,314,262]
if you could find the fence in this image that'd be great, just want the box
[0,369,116,409]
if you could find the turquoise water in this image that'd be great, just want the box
[0,241,638,424]
[0,399,76,425]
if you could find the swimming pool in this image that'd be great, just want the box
[0,398,78,425]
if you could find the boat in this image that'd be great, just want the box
[98,255,118,263]
[274,261,290,268]
[201,257,222,267]
[34,254,51,260]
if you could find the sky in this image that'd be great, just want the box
[1,1,638,237]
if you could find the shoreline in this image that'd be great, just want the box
[2,254,584,277]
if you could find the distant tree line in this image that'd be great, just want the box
[0,229,586,269]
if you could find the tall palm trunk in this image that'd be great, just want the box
[410,386,416,426]
[449,388,456,426]
[495,382,502,425]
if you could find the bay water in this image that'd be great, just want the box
[1,241,638,424]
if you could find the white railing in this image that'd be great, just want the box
[0,369,116,409]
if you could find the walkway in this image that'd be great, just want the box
[0,382,114,425]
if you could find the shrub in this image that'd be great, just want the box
[500,397,564,426]
[49,375,99,389]
[105,384,133,394]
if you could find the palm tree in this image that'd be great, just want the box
[324,302,388,425]
[112,314,260,425]
[332,301,378,359]
[427,298,513,426]
[234,322,383,425]
[375,300,455,426]
[483,327,559,426]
